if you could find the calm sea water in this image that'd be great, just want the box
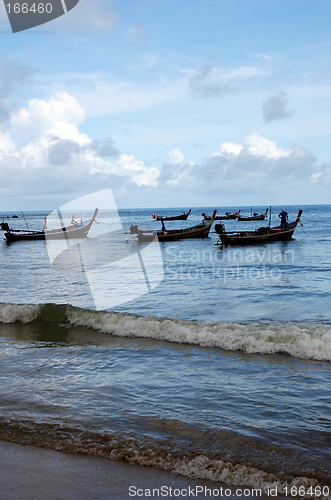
[0,205,330,496]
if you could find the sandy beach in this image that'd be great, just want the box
[0,440,276,500]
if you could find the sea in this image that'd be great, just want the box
[0,205,330,498]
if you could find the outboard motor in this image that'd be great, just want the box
[129,224,139,234]
[257,226,270,235]
[214,223,225,235]
[0,222,10,231]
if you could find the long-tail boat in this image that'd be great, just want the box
[202,210,240,221]
[152,209,191,221]
[3,209,98,242]
[215,210,303,245]
[237,208,268,221]
[131,210,217,242]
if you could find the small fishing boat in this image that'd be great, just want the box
[3,209,98,242]
[152,209,191,221]
[202,210,240,221]
[215,210,303,245]
[131,210,217,242]
[237,208,268,221]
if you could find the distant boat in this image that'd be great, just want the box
[215,210,303,245]
[237,208,268,221]
[3,209,98,242]
[131,210,217,242]
[153,209,191,221]
[202,210,240,221]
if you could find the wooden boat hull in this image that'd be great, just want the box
[132,210,217,242]
[202,210,240,221]
[237,209,268,221]
[219,226,296,245]
[204,215,237,221]
[153,209,191,221]
[5,231,46,241]
[216,211,302,246]
[237,215,266,221]
[4,209,98,242]
[140,224,211,242]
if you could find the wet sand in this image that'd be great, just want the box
[0,440,272,500]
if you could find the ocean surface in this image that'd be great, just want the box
[0,205,330,497]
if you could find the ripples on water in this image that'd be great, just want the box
[0,206,331,494]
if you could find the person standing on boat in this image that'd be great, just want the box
[278,208,288,229]
[43,217,47,230]
[160,217,166,233]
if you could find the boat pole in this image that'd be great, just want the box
[269,206,271,227]
[21,211,30,231]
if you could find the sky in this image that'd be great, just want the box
[0,0,331,210]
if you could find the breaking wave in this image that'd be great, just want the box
[1,302,331,362]
[0,416,327,497]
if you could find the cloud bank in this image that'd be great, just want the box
[0,91,159,207]
[160,130,331,202]
[0,88,330,208]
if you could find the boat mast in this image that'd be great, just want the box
[21,211,30,231]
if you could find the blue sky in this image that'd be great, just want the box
[0,0,331,209]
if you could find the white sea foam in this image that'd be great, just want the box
[0,303,40,324]
[67,308,331,362]
[173,455,320,497]
[1,303,331,362]
[0,417,323,498]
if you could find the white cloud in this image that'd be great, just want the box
[188,64,266,98]
[213,142,243,157]
[11,91,86,141]
[158,131,331,204]
[244,130,292,159]
[91,153,159,187]
[162,162,195,187]
[211,132,291,160]
[1,87,330,207]
[0,132,16,155]
[167,148,185,164]
[162,148,196,187]
[255,53,274,61]
[8,92,90,171]
[0,92,159,206]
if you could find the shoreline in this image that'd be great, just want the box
[0,440,276,500]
